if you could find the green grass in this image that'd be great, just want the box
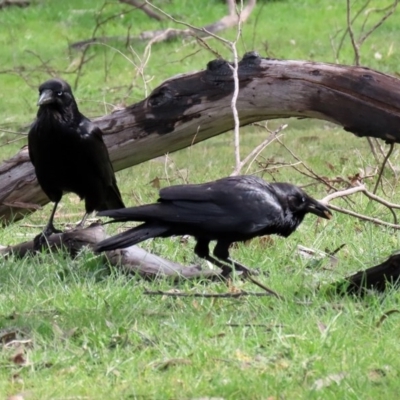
[1,0,400,398]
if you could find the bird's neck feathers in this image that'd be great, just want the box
[37,100,80,126]
[279,209,305,237]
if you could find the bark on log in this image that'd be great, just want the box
[2,53,400,225]
[0,223,221,279]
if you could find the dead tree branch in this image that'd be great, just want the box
[2,55,400,225]
[0,223,221,279]
[143,290,277,298]
[0,0,30,9]
[70,0,257,49]
[119,0,164,21]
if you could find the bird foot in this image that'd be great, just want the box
[32,226,63,251]
[33,232,50,251]
[226,258,260,277]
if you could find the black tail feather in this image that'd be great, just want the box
[95,223,169,252]
[99,185,125,211]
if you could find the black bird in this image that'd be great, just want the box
[28,78,125,247]
[95,175,332,275]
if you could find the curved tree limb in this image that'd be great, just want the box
[0,223,221,279]
[70,0,257,49]
[119,0,164,21]
[1,53,400,225]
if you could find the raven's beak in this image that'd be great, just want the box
[37,89,54,106]
[307,199,332,220]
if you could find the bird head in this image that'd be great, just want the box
[37,79,76,110]
[274,183,332,221]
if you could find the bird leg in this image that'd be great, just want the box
[33,202,63,250]
[212,241,259,276]
[203,254,236,277]
[225,257,260,276]
[203,254,281,298]
[76,212,89,229]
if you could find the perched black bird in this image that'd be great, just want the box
[95,175,332,275]
[28,78,125,247]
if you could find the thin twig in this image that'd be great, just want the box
[321,183,400,225]
[347,0,360,65]
[246,275,283,299]
[358,1,399,45]
[230,1,243,172]
[234,124,286,176]
[334,0,370,61]
[276,137,339,193]
[373,141,395,194]
[226,323,284,329]
[143,290,278,298]
[328,204,400,230]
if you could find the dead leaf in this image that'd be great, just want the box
[11,373,24,384]
[178,168,189,181]
[235,350,252,363]
[7,395,25,400]
[149,176,161,189]
[52,322,78,341]
[11,347,27,366]
[317,321,327,334]
[348,173,362,186]
[155,358,192,370]
[210,332,226,338]
[326,162,335,172]
[368,368,386,382]
[180,235,190,245]
[0,328,22,345]
[228,280,242,294]
[312,372,348,390]
[192,299,200,310]
[376,309,400,327]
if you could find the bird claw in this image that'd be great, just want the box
[239,267,260,277]
[32,232,50,251]
[32,225,63,251]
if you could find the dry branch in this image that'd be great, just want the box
[143,290,276,298]
[70,0,256,48]
[2,54,400,225]
[0,0,30,9]
[119,0,164,21]
[0,223,220,279]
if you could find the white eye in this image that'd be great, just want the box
[301,196,306,203]
[57,91,63,96]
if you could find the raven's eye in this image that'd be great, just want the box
[301,196,306,203]
[57,91,63,96]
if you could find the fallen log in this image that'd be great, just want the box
[0,0,30,10]
[2,53,400,225]
[0,223,220,279]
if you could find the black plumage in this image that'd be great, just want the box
[28,78,125,246]
[95,175,332,275]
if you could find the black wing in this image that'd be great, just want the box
[78,118,125,210]
[100,175,284,234]
[27,120,40,166]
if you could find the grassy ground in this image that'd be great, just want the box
[1,0,400,398]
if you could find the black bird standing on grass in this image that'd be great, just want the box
[95,175,332,275]
[28,78,125,248]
